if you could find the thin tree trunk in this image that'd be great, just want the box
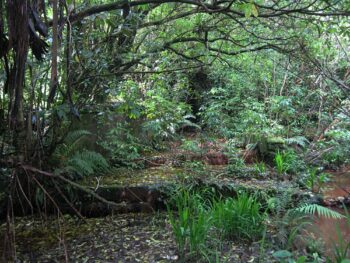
[48,0,58,107]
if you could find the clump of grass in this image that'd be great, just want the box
[274,151,288,176]
[255,161,267,176]
[167,188,210,260]
[305,167,330,193]
[211,192,266,241]
[167,188,266,261]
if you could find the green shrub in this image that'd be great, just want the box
[315,126,350,167]
[99,122,145,167]
[304,167,330,193]
[180,139,203,155]
[255,161,267,176]
[275,151,288,176]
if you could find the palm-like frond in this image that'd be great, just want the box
[296,204,344,219]
[60,130,92,157]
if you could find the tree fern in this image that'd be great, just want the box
[296,204,344,219]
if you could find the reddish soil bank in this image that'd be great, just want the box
[204,151,228,165]
[323,167,350,199]
[309,168,350,258]
[308,208,350,258]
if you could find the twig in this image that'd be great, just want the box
[94,176,101,192]
[17,169,34,214]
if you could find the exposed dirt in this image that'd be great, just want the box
[322,167,350,199]
[309,168,350,258]
[308,208,350,259]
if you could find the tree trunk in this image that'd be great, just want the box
[7,0,30,161]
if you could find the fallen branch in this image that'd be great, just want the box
[305,147,334,163]
[20,165,127,209]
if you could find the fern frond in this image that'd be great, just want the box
[285,136,309,148]
[296,204,345,219]
[63,130,92,157]
[67,150,109,177]
[181,119,201,130]
[65,130,91,144]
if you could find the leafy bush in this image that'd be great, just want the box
[275,151,289,176]
[104,78,191,154]
[141,84,190,144]
[225,141,247,176]
[255,162,267,176]
[321,129,350,166]
[180,138,203,154]
[314,117,350,167]
[99,122,146,167]
[274,150,304,176]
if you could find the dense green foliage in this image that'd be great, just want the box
[0,0,350,261]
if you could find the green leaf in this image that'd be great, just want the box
[244,4,252,18]
[243,3,258,18]
[251,4,258,17]
[296,256,306,263]
[273,250,292,258]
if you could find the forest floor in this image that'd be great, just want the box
[1,136,350,262]
[1,213,270,262]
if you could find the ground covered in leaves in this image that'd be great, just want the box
[0,213,283,263]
